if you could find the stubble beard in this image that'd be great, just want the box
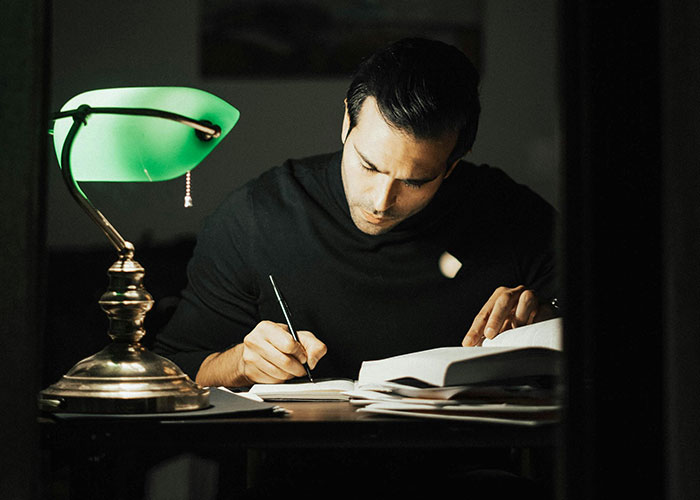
[347,205,400,235]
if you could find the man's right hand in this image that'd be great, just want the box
[195,321,327,387]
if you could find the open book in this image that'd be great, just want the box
[358,318,562,389]
[248,318,562,402]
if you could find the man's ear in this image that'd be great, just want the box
[444,159,460,179]
[341,99,350,144]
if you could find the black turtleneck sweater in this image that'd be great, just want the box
[153,151,557,381]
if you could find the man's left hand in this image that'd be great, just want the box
[462,285,555,346]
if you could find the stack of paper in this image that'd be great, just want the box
[347,384,560,426]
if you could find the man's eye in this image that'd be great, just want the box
[402,180,425,189]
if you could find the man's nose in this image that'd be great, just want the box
[372,177,397,212]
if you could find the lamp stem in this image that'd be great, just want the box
[60,106,132,254]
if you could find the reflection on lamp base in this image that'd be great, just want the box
[38,343,210,413]
[38,250,209,414]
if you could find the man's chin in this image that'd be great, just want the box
[349,211,400,235]
[356,223,392,235]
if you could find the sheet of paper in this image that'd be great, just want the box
[218,386,265,402]
[249,378,356,401]
[346,389,465,407]
[482,317,563,350]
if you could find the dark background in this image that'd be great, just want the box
[45,1,561,251]
[42,0,563,396]
[2,1,700,499]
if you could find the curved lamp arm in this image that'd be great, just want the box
[55,104,221,254]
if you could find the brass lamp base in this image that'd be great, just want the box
[39,249,210,414]
[38,343,209,413]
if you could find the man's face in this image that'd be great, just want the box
[340,97,458,235]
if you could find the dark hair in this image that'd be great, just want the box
[346,38,481,166]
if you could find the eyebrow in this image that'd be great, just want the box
[355,147,440,184]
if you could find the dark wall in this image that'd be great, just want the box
[46,0,561,249]
[561,1,664,497]
[0,2,49,499]
[560,2,700,500]
[661,1,700,499]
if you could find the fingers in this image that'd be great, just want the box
[241,352,296,384]
[241,321,327,383]
[462,304,492,346]
[462,287,512,346]
[462,286,540,346]
[483,288,517,339]
[242,321,316,383]
[298,330,327,369]
[514,289,539,326]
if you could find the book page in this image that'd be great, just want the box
[481,318,562,350]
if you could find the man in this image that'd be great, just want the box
[154,38,558,388]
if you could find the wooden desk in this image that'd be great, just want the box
[40,402,558,498]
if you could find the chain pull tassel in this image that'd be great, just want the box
[184,170,193,208]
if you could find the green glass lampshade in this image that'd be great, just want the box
[51,86,240,182]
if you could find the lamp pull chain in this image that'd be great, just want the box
[184,170,193,208]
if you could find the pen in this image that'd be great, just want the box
[268,274,314,382]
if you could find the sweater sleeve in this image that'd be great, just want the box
[152,186,260,380]
[509,183,559,303]
[470,164,559,304]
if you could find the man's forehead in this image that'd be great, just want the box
[354,145,442,181]
[352,97,458,172]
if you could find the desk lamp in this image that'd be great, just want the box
[38,87,239,413]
